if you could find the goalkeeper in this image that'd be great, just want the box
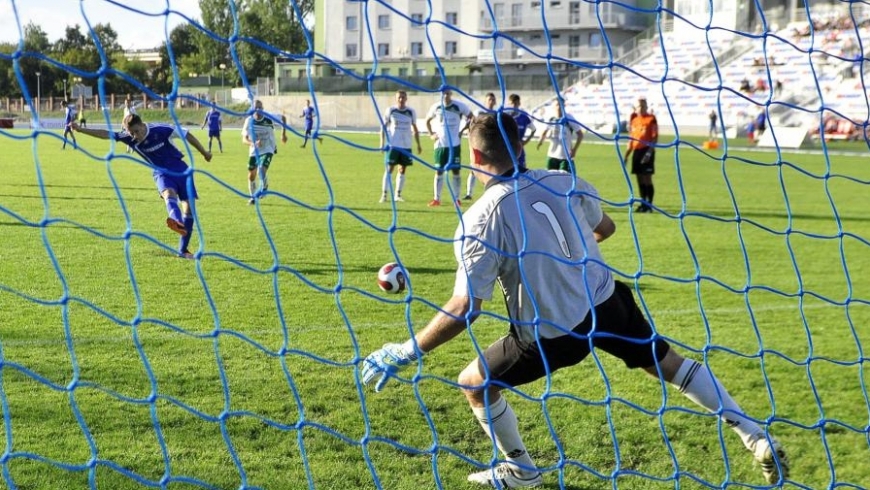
[362,112,789,488]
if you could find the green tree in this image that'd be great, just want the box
[0,42,17,100]
[153,22,204,94]
[17,23,52,100]
[197,0,314,87]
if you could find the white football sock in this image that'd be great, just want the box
[671,359,763,447]
[466,173,476,196]
[452,173,461,200]
[382,170,391,195]
[472,397,536,473]
[434,173,444,201]
[248,180,256,198]
[395,173,406,197]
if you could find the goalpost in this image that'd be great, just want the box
[2,0,869,488]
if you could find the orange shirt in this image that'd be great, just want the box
[628,112,658,150]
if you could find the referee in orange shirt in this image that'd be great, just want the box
[624,97,658,213]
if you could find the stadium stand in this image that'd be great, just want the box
[540,8,870,145]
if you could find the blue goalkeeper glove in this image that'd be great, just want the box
[361,343,419,392]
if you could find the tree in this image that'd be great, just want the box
[0,42,17,100]
[16,23,52,100]
[153,23,203,94]
[197,0,314,86]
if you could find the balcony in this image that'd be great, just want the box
[480,11,645,31]
[476,44,618,63]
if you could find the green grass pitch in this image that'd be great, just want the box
[0,125,868,489]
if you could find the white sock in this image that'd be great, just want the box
[671,359,763,448]
[395,173,406,197]
[466,173,476,196]
[472,397,537,473]
[452,173,461,200]
[248,180,256,198]
[434,173,444,201]
[261,172,268,190]
[382,170,391,195]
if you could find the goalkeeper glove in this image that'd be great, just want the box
[361,343,419,392]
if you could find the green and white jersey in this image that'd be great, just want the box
[546,116,582,160]
[383,106,417,149]
[427,100,471,149]
[242,115,278,156]
[452,169,614,342]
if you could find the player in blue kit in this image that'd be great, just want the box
[506,93,537,168]
[200,104,223,153]
[72,115,213,258]
[299,99,322,148]
[61,100,77,150]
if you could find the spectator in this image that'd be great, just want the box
[755,111,767,140]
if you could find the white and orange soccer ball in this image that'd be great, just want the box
[377,262,407,294]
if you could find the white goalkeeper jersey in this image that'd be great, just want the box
[452,169,614,342]
[383,106,417,149]
[427,100,471,149]
[242,115,278,155]
[546,116,582,160]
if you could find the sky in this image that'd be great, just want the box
[0,0,202,50]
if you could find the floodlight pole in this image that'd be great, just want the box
[35,71,41,114]
[219,63,227,105]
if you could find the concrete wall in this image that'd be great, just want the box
[260,91,557,130]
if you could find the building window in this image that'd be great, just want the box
[411,13,424,27]
[589,32,601,48]
[346,16,358,30]
[446,12,458,25]
[511,4,523,27]
[569,35,581,58]
[569,2,580,23]
[378,14,391,29]
[445,41,458,55]
[415,68,427,76]
[493,3,504,21]
[411,42,424,56]
[381,68,391,76]
[550,0,562,7]
[531,1,541,8]
[346,43,358,58]
[378,43,390,57]
[399,67,409,77]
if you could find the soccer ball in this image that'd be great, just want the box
[377,262,407,294]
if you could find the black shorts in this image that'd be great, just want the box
[478,281,670,388]
[631,147,655,175]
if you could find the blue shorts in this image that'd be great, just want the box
[154,173,197,201]
[208,129,221,138]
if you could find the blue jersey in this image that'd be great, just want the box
[512,111,534,138]
[204,109,221,131]
[114,124,189,175]
[64,105,77,125]
[302,106,315,128]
